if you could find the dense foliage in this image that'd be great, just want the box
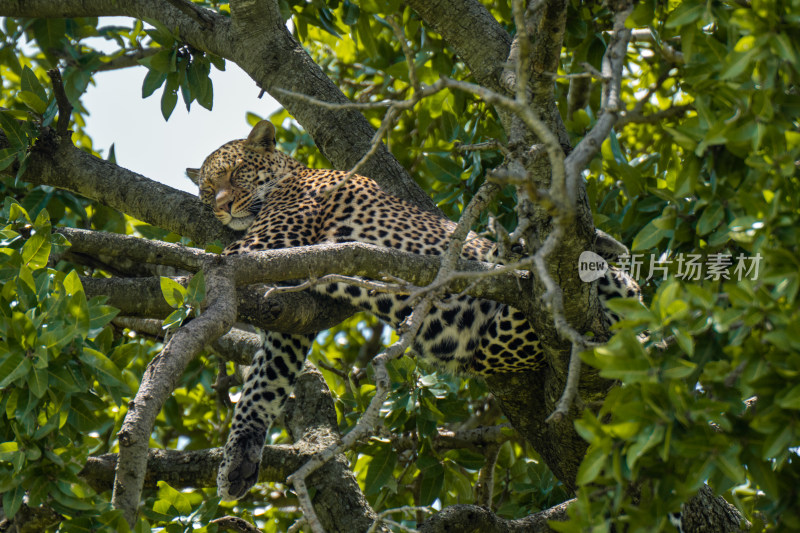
[1,0,799,531]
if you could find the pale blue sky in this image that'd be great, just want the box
[81,18,280,193]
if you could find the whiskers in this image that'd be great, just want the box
[248,198,263,215]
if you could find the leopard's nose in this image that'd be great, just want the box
[216,189,234,211]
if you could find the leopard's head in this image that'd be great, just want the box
[187,120,299,231]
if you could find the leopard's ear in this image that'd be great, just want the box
[243,120,276,154]
[186,168,202,185]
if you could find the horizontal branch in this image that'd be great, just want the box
[112,317,262,365]
[60,227,532,310]
[419,501,571,533]
[1,0,435,211]
[10,130,238,247]
[80,445,309,493]
[99,274,356,337]
[391,425,511,451]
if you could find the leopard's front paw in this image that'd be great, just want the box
[217,433,264,500]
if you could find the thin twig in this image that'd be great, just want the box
[286,517,307,533]
[264,274,412,298]
[546,341,585,423]
[629,28,684,63]
[455,139,512,159]
[387,16,420,93]
[96,48,160,72]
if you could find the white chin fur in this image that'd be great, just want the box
[226,215,255,231]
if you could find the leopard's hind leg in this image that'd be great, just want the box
[217,331,312,500]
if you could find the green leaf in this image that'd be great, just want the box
[356,15,378,58]
[21,231,51,269]
[185,270,205,307]
[42,95,58,127]
[665,3,704,28]
[17,91,48,114]
[162,307,189,330]
[0,352,31,388]
[342,0,360,25]
[161,74,179,121]
[364,443,397,495]
[626,425,664,470]
[670,326,695,356]
[777,384,800,410]
[156,481,193,515]
[67,292,91,337]
[79,347,128,391]
[425,153,463,184]
[142,69,168,98]
[145,21,177,47]
[63,269,84,296]
[88,298,120,331]
[418,463,444,506]
[696,204,725,235]
[0,147,18,171]
[49,368,81,393]
[21,66,47,103]
[67,396,101,432]
[762,425,793,460]
[0,442,19,455]
[720,47,763,80]
[0,112,29,150]
[717,445,745,483]
[147,48,175,73]
[2,483,24,520]
[27,366,49,398]
[632,219,668,250]
[608,130,628,165]
[30,18,67,65]
[576,445,607,485]
[160,276,186,307]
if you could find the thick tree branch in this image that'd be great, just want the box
[405,0,511,93]
[529,0,569,99]
[112,265,237,526]
[225,0,436,211]
[94,276,356,337]
[58,227,531,309]
[420,501,571,533]
[12,129,237,246]
[0,0,434,211]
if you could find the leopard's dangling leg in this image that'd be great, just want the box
[217,331,312,500]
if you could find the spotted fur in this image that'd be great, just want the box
[187,120,640,500]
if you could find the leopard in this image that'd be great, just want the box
[186,120,642,503]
